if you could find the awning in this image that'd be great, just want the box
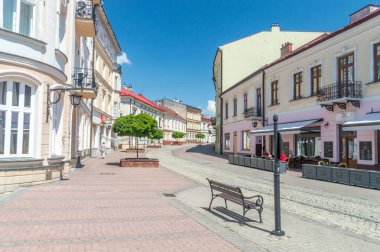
[250,119,322,136]
[343,112,380,131]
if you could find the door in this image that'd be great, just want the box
[233,131,238,155]
[338,53,354,98]
[255,144,262,156]
[340,136,357,167]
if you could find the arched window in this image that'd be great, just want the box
[0,81,34,156]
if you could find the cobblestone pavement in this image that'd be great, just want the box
[147,144,380,252]
[0,150,240,251]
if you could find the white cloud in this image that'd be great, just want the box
[117,51,132,65]
[206,100,216,115]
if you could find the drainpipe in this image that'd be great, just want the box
[262,70,266,153]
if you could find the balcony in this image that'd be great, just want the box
[244,107,262,119]
[71,68,97,99]
[317,81,362,111]
[75,1,95,37]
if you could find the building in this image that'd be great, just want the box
[158,104,187,144]
[220,5,380,169]
[186,105,202,142]
[0,0,104,194]
[201,116,216,143]
[213,24,326,154]
[92,5,122,154]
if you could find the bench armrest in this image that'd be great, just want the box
[244,195,264,206]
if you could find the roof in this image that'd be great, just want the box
[264,8,380,70]
[157,104,186,121]
[121,88,162,111]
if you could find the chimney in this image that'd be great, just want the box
[349,4,380,23]
[270,23,280,32]
[280,42,293,57]
[127,84,133,92]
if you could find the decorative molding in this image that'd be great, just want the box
[320,104,334,112]
[333,102,346,110]
[0,28,46,49]
[347,100,361,108]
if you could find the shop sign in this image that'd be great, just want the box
[336,111,355,123]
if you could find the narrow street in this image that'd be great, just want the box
[147,144,380,251]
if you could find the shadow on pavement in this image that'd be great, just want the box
[106,162,120,166]
[202,206,272,234]
[186,144,228,160]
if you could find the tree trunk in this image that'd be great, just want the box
[136,138,139,159]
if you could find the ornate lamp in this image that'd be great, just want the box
[70,94,82,106]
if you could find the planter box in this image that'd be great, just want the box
[233,156,239,165]
[238,156,245,166]
[302,164,317,179]
[244,157,251,167]
[147,145,161,148]
[264,160,274,171]
[257,159,265,170]
[250,158,258,169]
[331,167,349,184]
[349,170,369,187]
[120,158,159,168]
[125,149,145,153]
[369,171,380,189]
[316,166,332,182]
[228,155,234,164]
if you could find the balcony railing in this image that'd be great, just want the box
[317,81,362,103]
[76,1,93,19]
[73,68,96,89]
[244,107,262,118]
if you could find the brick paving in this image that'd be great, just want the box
[0,150,240,251]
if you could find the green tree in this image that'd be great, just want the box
[172,131,185,143]
[149,128,163,146]
[195,133,206,143]
[112,113,157,158]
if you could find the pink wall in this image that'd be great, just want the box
[223,120,254,154]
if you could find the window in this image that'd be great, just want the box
[271,80,279,105]
[310,65,321,96]
[293,72,302,100]
[374,42,380,82]
[2,0,35,37]
[243,93,247,111]
[225,133,230,150]
[225,102,228,119]
[0,81,33,156]
[242,130,250,150]
[233,98,237,116]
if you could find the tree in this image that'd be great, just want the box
[172,131,185,143]
[149,128,163,146]
[195,133,206,143]
[112,113,158,158]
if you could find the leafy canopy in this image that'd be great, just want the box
[195,133,206,139]
[112,113,158,138]
[149,128,163,140]
[172,131,185,139]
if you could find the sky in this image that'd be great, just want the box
[105,0,376,116]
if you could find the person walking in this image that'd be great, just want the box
[99,142,106,159]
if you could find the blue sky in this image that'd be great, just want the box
[105,0,375,115]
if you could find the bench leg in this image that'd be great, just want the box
[241,208,246,224]
[224,199,228,209]
[208,195,216,210]
[258,209,263,223]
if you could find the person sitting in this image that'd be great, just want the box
[266,152,273,159]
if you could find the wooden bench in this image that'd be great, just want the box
[207,179,264,223]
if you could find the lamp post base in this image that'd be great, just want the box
[76,156,82,168]
[271,230,285,236]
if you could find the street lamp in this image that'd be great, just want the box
[70,94,82,106]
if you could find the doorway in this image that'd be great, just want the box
[338,53,354,97]
[233,131,238,155]
[339,125,357,167]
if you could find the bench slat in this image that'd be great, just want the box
[210,185,243,199]
[209,180,241,193]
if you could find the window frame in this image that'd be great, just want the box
[374,42,380,82]
[310,65,322,96]
[293,72,303,100]
[225,101,228,119]
[224,133,230,150]
[271,80,279,105]
[241,130,250,150]
[0,80,34,157]
[1,0,36,37]
[243,93,247,112]
[233,98,237,116]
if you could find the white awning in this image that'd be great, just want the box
[250,119,322,136]
[343,112,380,131]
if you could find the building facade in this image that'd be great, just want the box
[186,105,201,142]
[201,116,215,143]
[213,24,325,154]
[159,105,187,144]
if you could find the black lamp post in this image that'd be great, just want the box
[71,94,82,168]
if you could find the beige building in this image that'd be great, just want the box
[213,25,325,154]
[186,105,201,142]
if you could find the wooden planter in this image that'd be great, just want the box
[120,158,159,168]
[125,149,145,153]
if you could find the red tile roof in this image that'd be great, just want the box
[157,104,186,121]
[121,88,162,111]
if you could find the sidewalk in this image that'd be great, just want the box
[0,151,240,251]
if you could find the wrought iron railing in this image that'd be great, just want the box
[73,68,96,89]
[317,81,362,102]
[76,1,93,19]
[244,107,262,118]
